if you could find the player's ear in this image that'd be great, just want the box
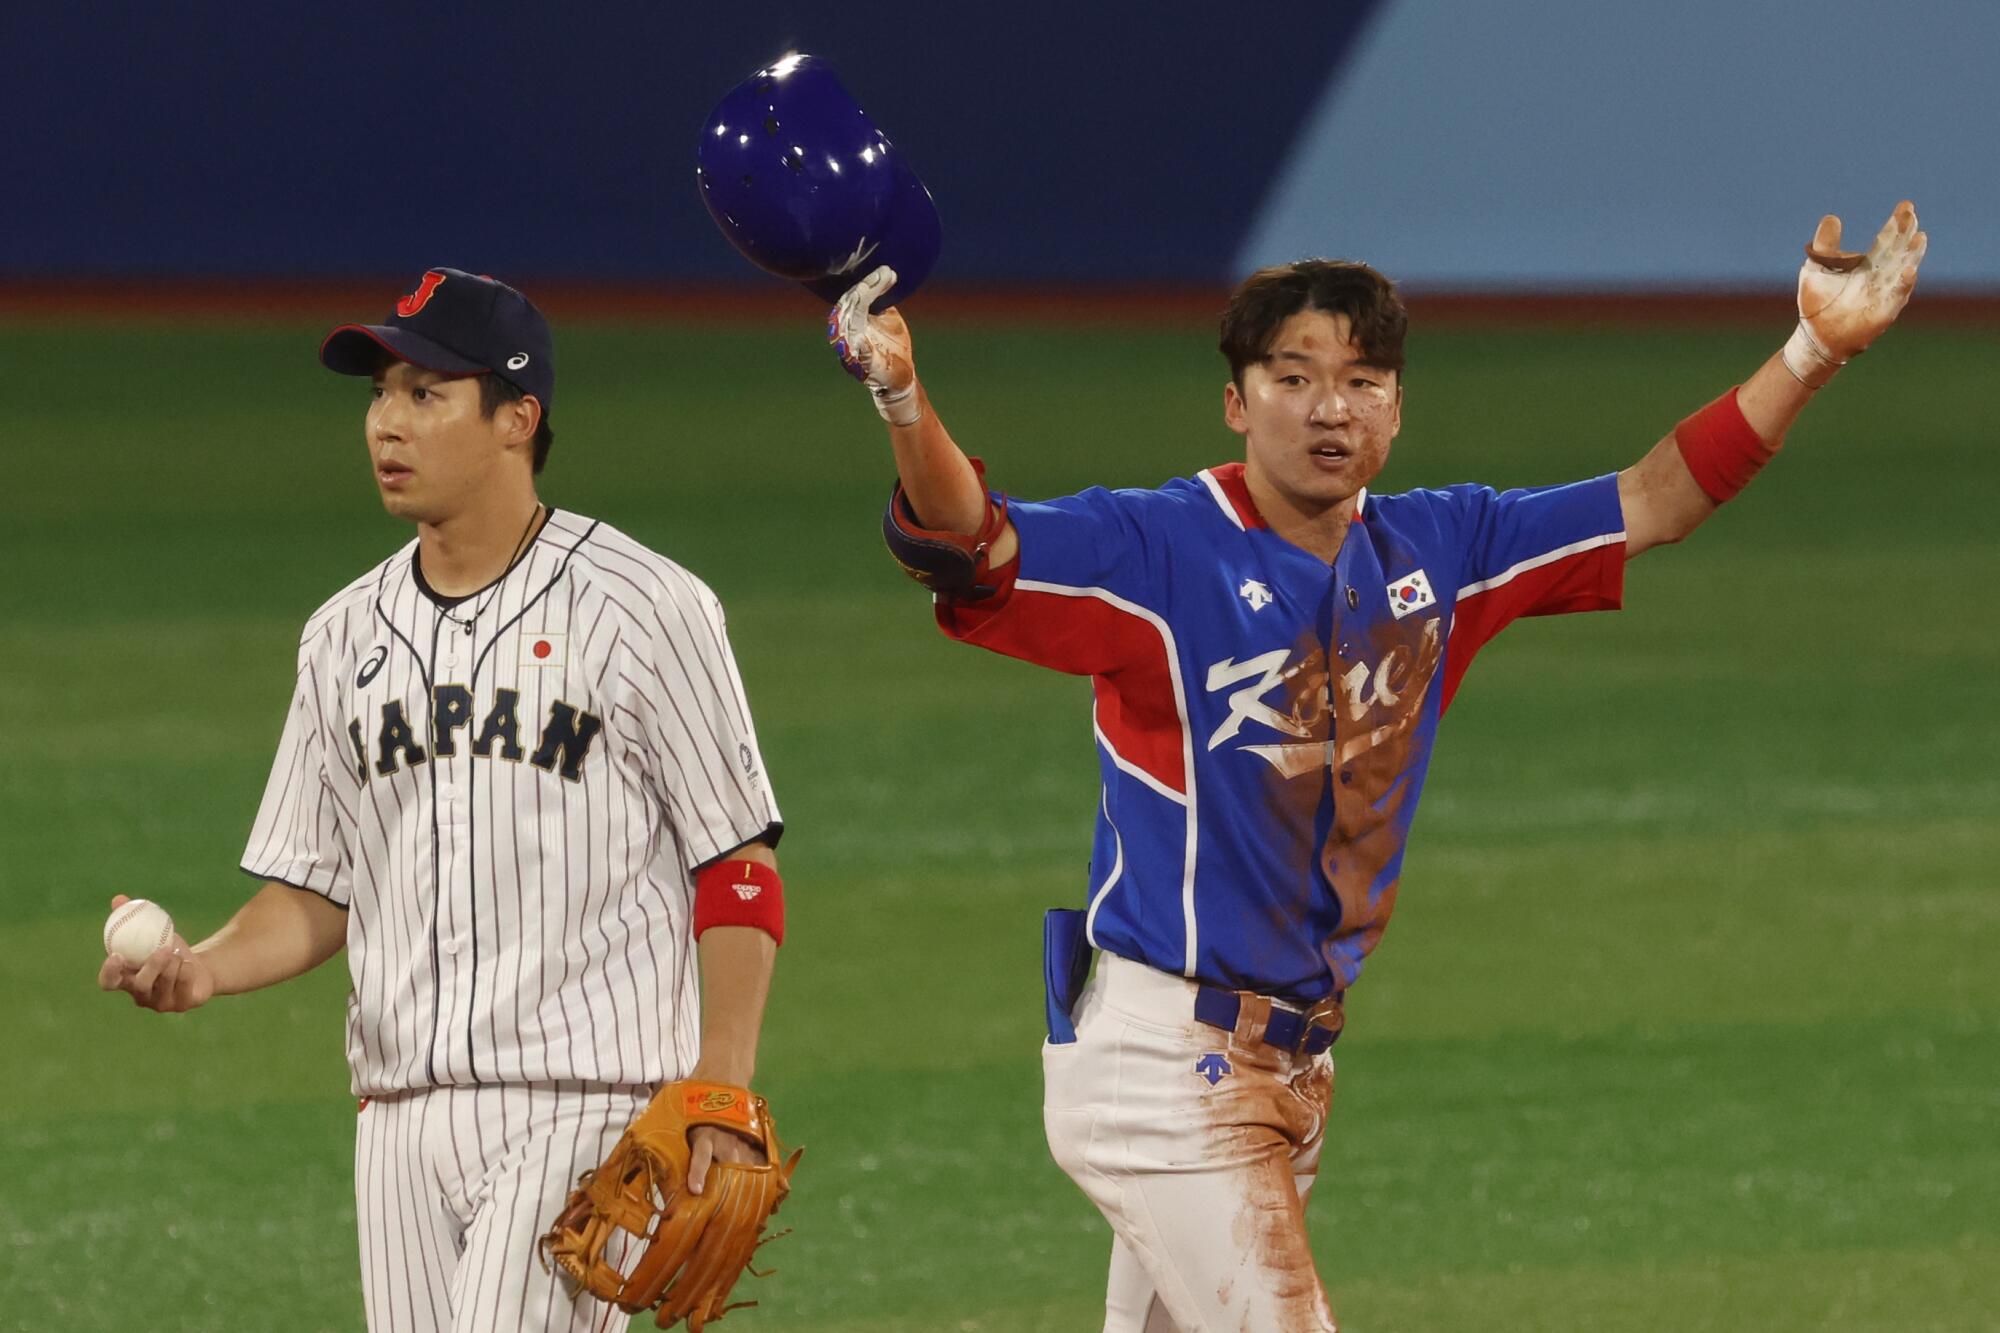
[499,395,542,451]
[1222,379,1249,437]
[1390,379,1403,438]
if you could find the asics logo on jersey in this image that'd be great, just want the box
[1238,579,1273,611]
[356,645,388,688]
[395,270,446,317]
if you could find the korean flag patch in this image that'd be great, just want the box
[520,632,567,668]
[1386,569,1436,620]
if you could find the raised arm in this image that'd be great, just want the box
[97,881,347,1012]
[1618,201,1927,557]
[829,267,1019,570]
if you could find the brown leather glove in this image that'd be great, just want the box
[541,1081,801,1330]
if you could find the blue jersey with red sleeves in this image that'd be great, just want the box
[939,461,1627,1005]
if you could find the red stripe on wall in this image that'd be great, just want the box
[4,280,1997,326]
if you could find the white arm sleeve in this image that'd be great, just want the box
[623,581,783,870]
[241,649,353,904]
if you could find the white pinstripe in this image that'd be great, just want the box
[355,1084,645,1332]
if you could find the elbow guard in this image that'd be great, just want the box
[882,459,1011,599]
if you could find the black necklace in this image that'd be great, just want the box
[441,503,546,631]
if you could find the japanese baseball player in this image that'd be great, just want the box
[830,203,1927,1330]
[97,268,790,1331]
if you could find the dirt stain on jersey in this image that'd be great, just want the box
[1237,607,1441,989]
[1321,610,1441,965]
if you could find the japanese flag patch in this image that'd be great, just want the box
[1386,569,1436,620]
[520,632,567,668]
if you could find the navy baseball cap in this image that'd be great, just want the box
[320,267,556,410]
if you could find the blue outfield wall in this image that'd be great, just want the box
[0,2,1373,286]
[5,2,1992,290]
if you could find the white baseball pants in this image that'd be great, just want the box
[1043,953,1339,1332]
[353,1082,650,1333]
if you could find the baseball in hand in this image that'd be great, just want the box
[104,898,175,964]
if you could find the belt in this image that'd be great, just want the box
[1194,985,1343,1056]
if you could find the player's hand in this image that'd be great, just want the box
[828,266,920,426]
[684,1123,766,1196]
[1785,201,1928,385]
[97,893,215,1013]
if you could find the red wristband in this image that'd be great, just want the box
[1673,386,1775,504]
[694,858,785,944]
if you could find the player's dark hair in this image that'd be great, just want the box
[477,373,555,473]
[1219,259,1407,386]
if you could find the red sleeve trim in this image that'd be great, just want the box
[933,555,1021,641]
[1440,541,1626,714]
[936,573,1189,795]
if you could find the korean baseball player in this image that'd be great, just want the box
[97,269,792,1331]
[830,203,1927,1330]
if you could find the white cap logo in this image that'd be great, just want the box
[506,353,531,370]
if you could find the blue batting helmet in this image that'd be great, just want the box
[696,53,940,310]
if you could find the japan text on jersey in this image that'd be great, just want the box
[940,463,1626,1005]
[241,511,783,1095]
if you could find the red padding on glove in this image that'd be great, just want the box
[694,859,785,945]
[1674,387,1775,504]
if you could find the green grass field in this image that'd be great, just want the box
[2,314,1994,1332]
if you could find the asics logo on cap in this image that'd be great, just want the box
[506,353,531,370]
[396,271,447,318]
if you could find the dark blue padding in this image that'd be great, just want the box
[1043,909,1092,1044]
[1197,984,1341,1055]
[1193,986,1240,1033]
[1263,1006,1307,1051]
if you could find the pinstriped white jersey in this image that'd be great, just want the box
[242,509,782,1096]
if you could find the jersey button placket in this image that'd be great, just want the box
[438,624,470,1079]
[1328,547,1353,787]
[438,626,468,817]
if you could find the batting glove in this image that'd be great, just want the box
[1783,200,1928,388]
[829,266,921,427]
